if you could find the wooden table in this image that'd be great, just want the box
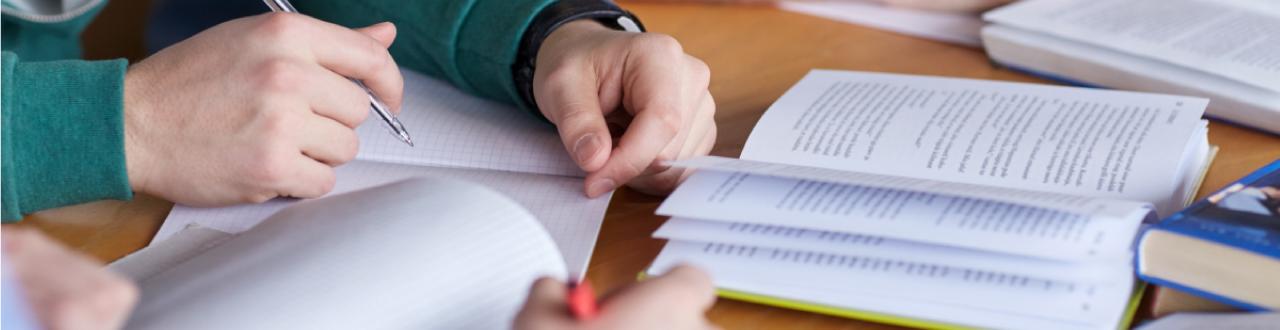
[10,3,1280,329]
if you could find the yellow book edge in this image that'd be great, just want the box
[635,145,1217,328]
[638,271,1146,330]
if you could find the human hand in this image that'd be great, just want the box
[2,228,138,330]
[123,13,404,206]
[514,265,717,330]
[534,20,717,198]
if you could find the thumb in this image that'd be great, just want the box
[538,74,612,175]
[514,277,575,330]
[604,265,716,312]
[354,22,397,48]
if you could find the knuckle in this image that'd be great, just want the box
[244,191,276,204]
[255,59,302,93]
[360,47,391,75]
[653,108,685,134]
[635,33,684,56]
[688,57,711,86]
[249,148,291,186]
[254,13,305,41]
[99,275,140,308]
[313,170,337,195]
[336,132,360,164]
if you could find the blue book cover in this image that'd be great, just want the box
[1137,159,1280,310]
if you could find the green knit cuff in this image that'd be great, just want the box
[2,56,132,221]
[456,0,557,108]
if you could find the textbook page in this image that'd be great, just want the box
[129,179,567,329]
[649,241,1133,330]
[779,0,982,46]
[155,161,610,276]
[741,70,1207,216]
[655,218,1127,283]
[670,156,1148,219]
[984,0,1280,92]
[354,70,581,178]
[657,170,1149,261]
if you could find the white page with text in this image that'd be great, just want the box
[655,218,1127,282]
[649,241,1132,329]
[657,170,1148,261]
[741,70,1207,215]
[985,0,1280,92]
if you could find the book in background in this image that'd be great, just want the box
[1137,159,1280,311]
[1144,286,1237,319]
[981,0,1280,135]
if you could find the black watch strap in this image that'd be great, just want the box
[513,0,645,120]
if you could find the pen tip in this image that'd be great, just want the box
[401,132,414,147]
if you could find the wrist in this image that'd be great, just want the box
[122,68,154,195]
[513,0,645,117]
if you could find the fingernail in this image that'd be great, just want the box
[587,178,617,197]
[573,134,603,166]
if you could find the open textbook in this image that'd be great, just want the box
[153,70,611,276]
[647,70,1216,329]
[982,0,1280,134]
[114,179,570,329]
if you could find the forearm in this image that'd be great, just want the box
[1,52,133,221]
[296,0,556,107]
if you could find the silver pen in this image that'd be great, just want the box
[263,0,414,147]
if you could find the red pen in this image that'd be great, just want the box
[567,279,599,320]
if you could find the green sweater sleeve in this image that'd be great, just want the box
[1,52,133,222]
[295,0,556,108]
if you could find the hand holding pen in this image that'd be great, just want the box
[263,0,414,147]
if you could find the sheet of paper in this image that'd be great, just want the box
[655,218,1127,282]
[657,170,1146,261]
[741,70,1207,216]
[984,0,1280,92]
[670,156,1148,219]
[129,178,567,329]
[156,161,610,277]
[779,0,983,46]
[354,70,581,178]
[649,241,1133,330]
[1135,313,1280,330]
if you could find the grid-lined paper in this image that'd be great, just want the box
[355,70,582,178]
[154,70,609,277]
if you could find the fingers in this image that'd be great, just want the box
[354,22,397,48]
[514,277,576,330]
[276,154,337,199]
[4,228,139,330]
[299,114,360,166]
[254,14,404,111]
[305,66,372,128]
[538,68,613,173]
[585,46,710,197]
[599,264,716,324]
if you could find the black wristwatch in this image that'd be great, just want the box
[513,0,646,120]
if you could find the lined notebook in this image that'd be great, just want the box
[155,70,610,276]
[122,179,570,329]
[647,70,1216,329]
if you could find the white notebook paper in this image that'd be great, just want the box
[154,70,610,277]
[125,179,568,329]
